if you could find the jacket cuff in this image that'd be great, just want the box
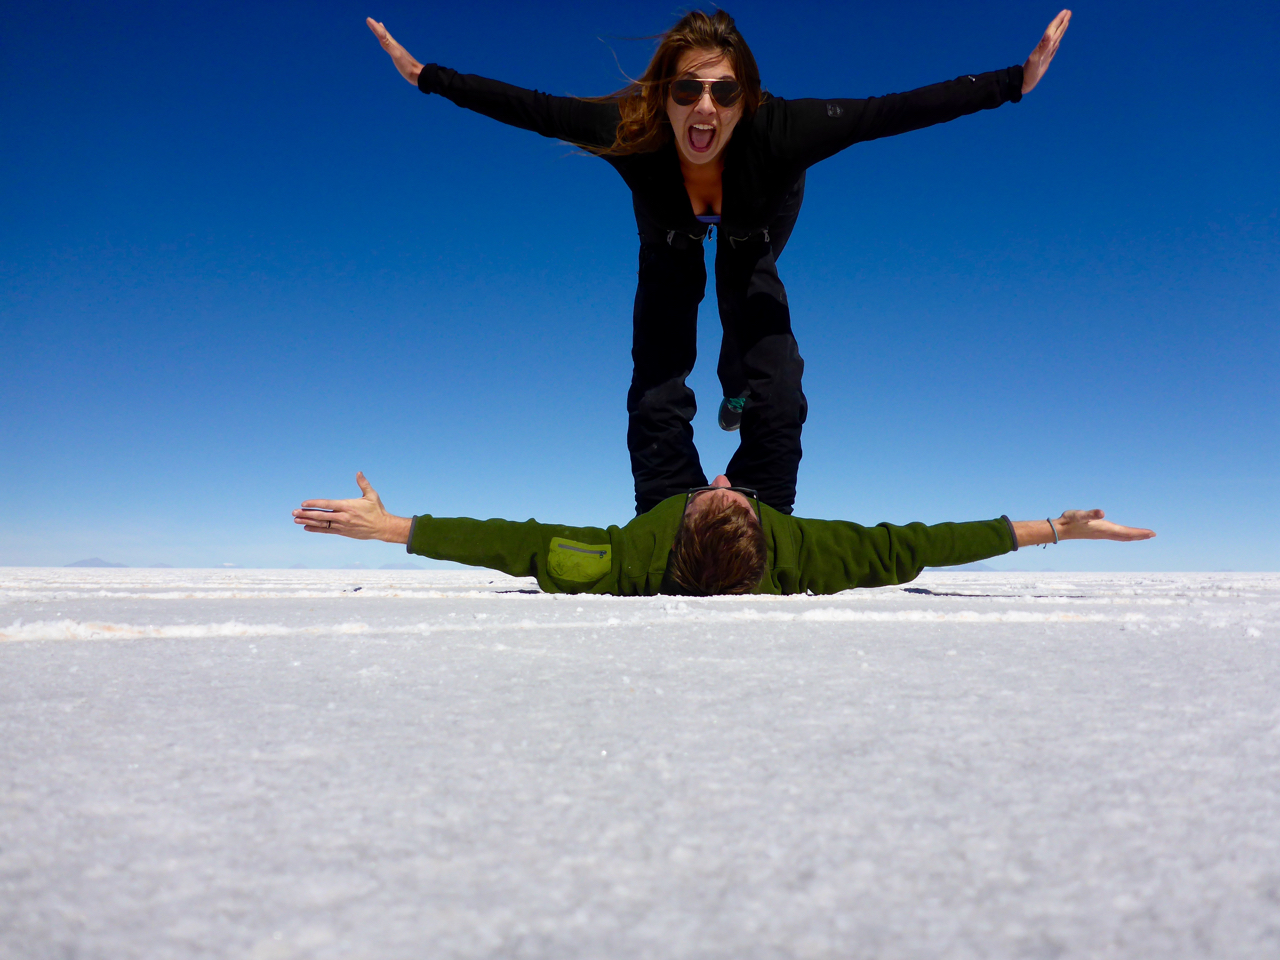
[406,516,419,553]
[1003,65,1024,104]
[1002,515,1018,551]
[417,64,439,95]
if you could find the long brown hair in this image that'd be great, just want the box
[585,10,764,156]
[667,499,766,595]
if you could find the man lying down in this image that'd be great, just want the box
[292,472,1155,597]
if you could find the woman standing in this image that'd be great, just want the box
[367,9,1070,514]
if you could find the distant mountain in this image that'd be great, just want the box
[947,562,996,572]
[66,558,127,568]
[381,562,424,570]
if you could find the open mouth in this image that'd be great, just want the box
[688,123,715,153]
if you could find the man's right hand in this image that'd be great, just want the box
[1012,509,1155,548]
[367,17,423,86]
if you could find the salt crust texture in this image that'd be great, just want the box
[2,568,1278,959]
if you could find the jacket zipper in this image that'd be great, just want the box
[555,543,607,558]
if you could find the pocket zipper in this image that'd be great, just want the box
[555,543,607,558]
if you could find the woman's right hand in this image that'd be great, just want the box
[367,17,423,85]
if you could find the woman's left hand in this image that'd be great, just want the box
[1022,9,1072,95]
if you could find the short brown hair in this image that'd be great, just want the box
[667,499,766,595]
[584,10,764,156]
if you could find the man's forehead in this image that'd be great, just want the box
[684,488,761,523]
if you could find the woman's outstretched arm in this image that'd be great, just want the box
[771,9,1073,170]
[365,17,618,149]
[1011,509,1154,548]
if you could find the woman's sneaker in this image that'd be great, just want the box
[718,394,748,432]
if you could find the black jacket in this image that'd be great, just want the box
[417,62,1023,235]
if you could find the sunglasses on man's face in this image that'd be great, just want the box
[669,78,743,108]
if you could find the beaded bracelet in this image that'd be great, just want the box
[1042,517,1059,549]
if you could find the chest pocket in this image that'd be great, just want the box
[548,537,612,583]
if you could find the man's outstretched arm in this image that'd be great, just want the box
[293,473,629,593]
[787,508,1155,595]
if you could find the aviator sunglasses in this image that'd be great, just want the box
[669,77,743,108]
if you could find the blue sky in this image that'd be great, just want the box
[2,0,1276,570]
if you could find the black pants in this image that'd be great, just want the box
[627,175,807,515]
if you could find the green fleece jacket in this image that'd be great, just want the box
[407,495,1017,596]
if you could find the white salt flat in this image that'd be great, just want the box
[2,568,1277,958]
